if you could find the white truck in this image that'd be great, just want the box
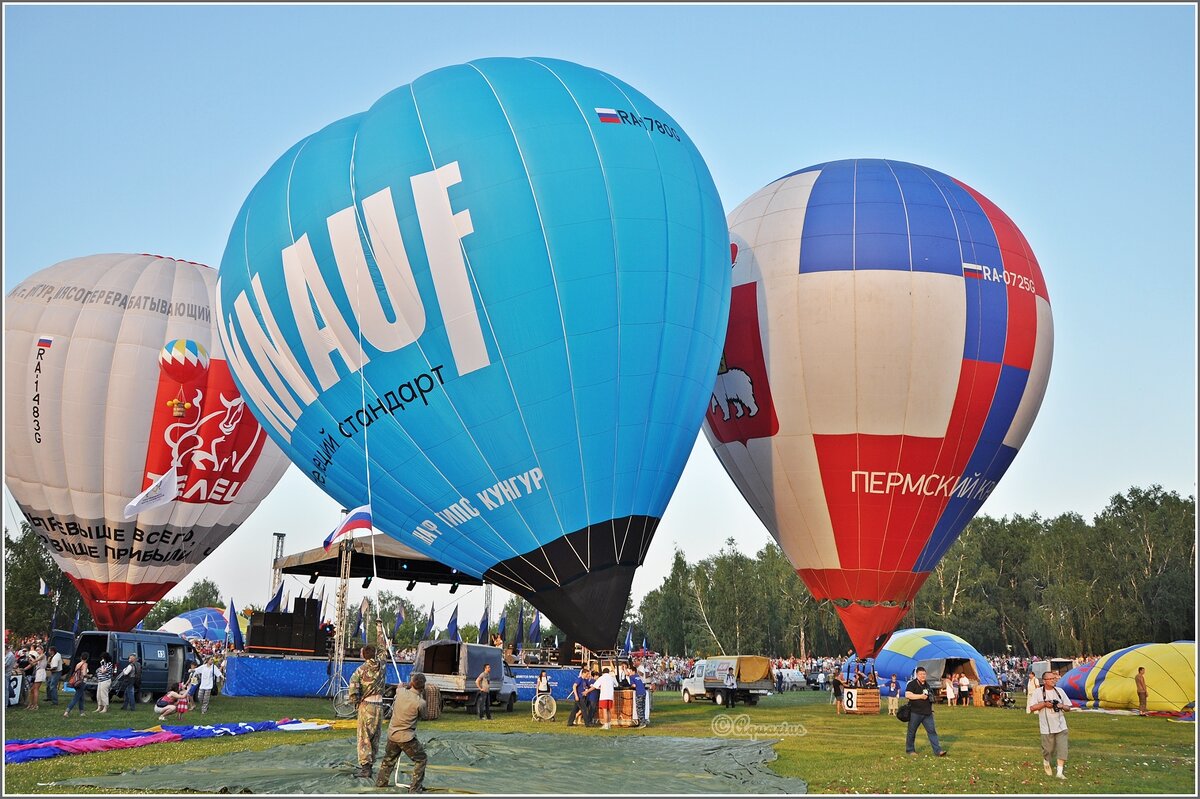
[413,639,518,712]
[681,655,774,706]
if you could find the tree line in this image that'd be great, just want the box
[6,485,1193,659]
[636,485,1195,658]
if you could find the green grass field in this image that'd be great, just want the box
[3,689,1195,794]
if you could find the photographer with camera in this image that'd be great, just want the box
[903,667,948,757]
[1027,671,1072,780]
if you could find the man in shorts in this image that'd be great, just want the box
[588,667,618,730]
[1135,666,1149,714]
[1027,671,1072,779]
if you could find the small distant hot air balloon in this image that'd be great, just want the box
[158,606,247,642]
[159,339,210,417]
[704,159,1054,657]
[216,57,730,648]
[4,254,291,630]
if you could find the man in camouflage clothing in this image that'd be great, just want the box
[376,672,429,792]
[349,627,390,779]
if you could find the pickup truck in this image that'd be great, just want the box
[680,656,774,706]
[413,639,518,712]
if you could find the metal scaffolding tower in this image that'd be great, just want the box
[270,532,286,599]
[332,539,352,683]
[319,538,355,716]
[484,583,493,641]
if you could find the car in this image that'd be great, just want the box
[806,670,825,690]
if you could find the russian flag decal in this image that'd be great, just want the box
[962,262,984,279]
[595,107,622,124]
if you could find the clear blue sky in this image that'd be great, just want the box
[4,3,1196,632]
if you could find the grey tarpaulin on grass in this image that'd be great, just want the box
[58,731,807,794]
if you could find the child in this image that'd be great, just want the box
[155,684,189,722]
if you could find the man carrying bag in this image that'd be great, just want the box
[903,667,948,757]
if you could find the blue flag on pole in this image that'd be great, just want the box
[72,608,80,635]
[422,603,435,640]
[446,605,460,643]
[228,599,245,650]
[38,578,50,596]
[622,626,633,656]
[265,582,284,613]
[478,608,489,644]
[515,607,524,651]
[642,636,648,652]
[497,613,507,642]
[529,610,541,644]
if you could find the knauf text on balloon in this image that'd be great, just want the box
[216,162,486,444]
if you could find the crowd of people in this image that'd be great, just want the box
[4,631,227,720]
[4,624,1146,789]
[5,638,61,709]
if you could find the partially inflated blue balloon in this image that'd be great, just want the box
[217,57,729,647]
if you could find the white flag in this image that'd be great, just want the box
[123,466,179,520]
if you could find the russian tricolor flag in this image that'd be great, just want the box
[962,262,984,280]
[324,504,373,551]
[595,107,622,124]
[36,336,53,349]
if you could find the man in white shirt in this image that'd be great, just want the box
[588,667,618,730]
[1027,671,1072,779]
[195,656,225,714]
[47,647,64,705]
[722,665,738,708]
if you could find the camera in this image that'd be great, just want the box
[1050,699,1062,712]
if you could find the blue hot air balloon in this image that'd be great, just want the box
[216,57,731,649]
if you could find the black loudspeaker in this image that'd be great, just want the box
[303,627,316,653]
[248,616,265,647]
[291,628,306,649]
[293,598,319,620]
